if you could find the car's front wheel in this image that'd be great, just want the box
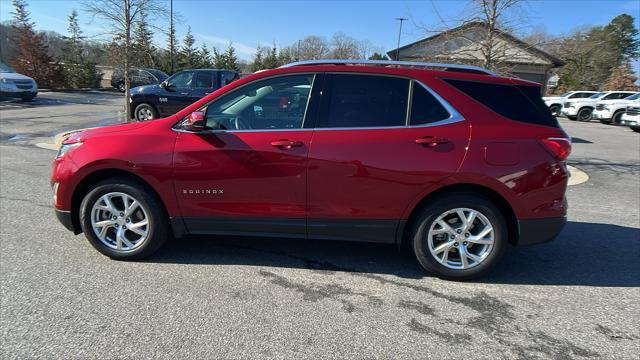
[549,105,561,117]
[79,177,169,260]
[134,103,158,121]
[411,193,507,280]
[631,126,640,133]
[577,107,593,122]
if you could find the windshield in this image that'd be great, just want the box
[0,62,15,73]
[589,92,606,99]
[560,92,571,97]
[624,93,640,100]
[146,69,168,81]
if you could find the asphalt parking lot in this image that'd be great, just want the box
[1,92,639,359]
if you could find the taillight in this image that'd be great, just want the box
[540,137,571,161]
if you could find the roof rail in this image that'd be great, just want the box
[279,59,496,76]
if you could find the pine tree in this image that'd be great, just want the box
[66,10,83,64]
[261,45,278,69]
[212,47,225,69]
[602,62,639,91]
[223,44,240,72]
[250,46,265,72]
[199,44,212,68]
[160,21,179,74]
[9,0,63,88]
[132,12,156,68]
[62,9,100,88]
[178,26,198,69]
[368,52,387,60]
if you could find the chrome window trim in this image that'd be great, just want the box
[173,75,465,134]
[279,59,496,76]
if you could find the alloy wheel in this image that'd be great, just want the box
[426,208,494,270]
[136,107,154,121]
[90,192,150,251]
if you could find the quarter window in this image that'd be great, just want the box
[204,74,314,130]
[317,74,409,128]
[194,71,213,88]
[410,83,450,125]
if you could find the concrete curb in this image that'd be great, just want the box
[567,165,589,186]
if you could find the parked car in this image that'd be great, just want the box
[129,69,240,121]
[620,102,640,133]
[592,92,640,124]
[0,62,37,101]
[51,59,571,280]
[110,68,169,92]
[561,91,637,121]
[543,91,598,117]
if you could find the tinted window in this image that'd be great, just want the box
[444,79,558,127]
[625,93,640,100]
[204,74,313,130]
[410,83,450,125]
[222,71,240,86]
[318,74,409,128]
[194,71,213,88]
[168,71,194,87]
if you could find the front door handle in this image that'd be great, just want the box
[271,139,303,149]
[415,136,450,147]
[180,92,189,96]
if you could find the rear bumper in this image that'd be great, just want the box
[55,209,81,234]
[517,216,566,246]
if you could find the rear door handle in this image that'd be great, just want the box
[271,140,303,149]
[415,136,450,147]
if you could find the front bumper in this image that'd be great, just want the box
[592,109,612,120]
[55,208,81,234]
[620,115,639,127]
[561,107,577,116]
[517,216,566,246]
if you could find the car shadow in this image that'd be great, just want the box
[149,221,639,287]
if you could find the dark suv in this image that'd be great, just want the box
[52,60,571,280]
[130,69,240,121]
[110,68,168,92]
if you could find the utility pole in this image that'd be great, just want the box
[297,39,301,61]
[170,0,174,73]
[395,17,407,61]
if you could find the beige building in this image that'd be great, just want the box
[387,22,565,90]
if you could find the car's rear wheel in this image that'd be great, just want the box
[79,177,168,260]
[134,103,158,121]
[411,193,507,280]
[549,105,561,117]
[577,107,593,122]
[116,82,126,92]
[631,126,640,133]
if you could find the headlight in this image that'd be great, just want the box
[56,142,83,158]
[0,78,10,83]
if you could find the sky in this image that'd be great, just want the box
[0,0,639,61]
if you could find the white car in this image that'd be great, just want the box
[543,91,598,117]
[620,101,640,133]
[0,62,38,101]
[561,91,637,121]
[593,92,640,124]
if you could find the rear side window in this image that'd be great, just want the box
[317,74,409,128]
[194,71,213,88]
[410,83,450,125]
[444,79,558,127]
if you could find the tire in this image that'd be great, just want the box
[611,110,624,125]
[631,126,640,133]
[20,95,35,102]
[568,115,577,121]
[577,107,593,122]
[134,103,158,121]
[79,177,169,260]
[410,193,508,280]
[549,105,561,117]
[599,118,612,125]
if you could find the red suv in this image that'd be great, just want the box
[51,60,570,280]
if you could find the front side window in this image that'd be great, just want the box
[317,74,409,128]
[204,74,314,131]
[168,71,194,88]
[589,92,606,99]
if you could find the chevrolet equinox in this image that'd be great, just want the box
[52,60,571,280]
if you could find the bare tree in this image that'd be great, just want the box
[84,0,166,121]
[298,35,329,60]
[330,32,360,59]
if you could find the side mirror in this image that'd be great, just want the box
[183,111,205,132]
[159,81,166,89]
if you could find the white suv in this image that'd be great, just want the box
[0,62,38,101]
[561,91,637,121]
[543,91,598,117]
[620,100,640,133]
[593,92,640,124]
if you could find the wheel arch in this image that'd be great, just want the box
[70,168,170,235]
[399,183,519,248]
[130,99,159,119]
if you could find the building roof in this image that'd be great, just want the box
[387,21,565,68]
